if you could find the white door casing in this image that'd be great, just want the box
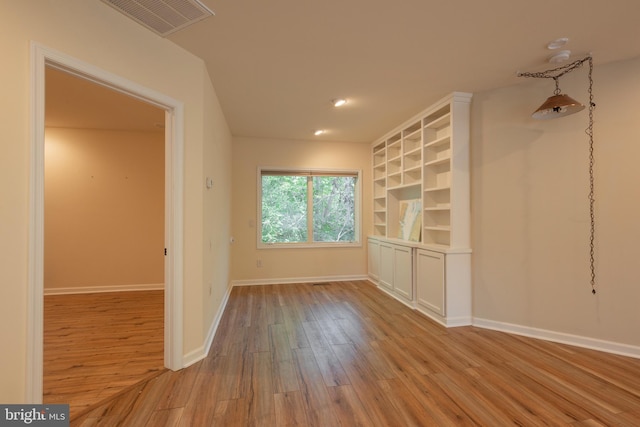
[28,42,185,402]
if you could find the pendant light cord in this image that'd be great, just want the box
[519,56,597,295]
[586,57,596,294]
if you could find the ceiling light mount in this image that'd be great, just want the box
[547,37,569,50]
[313,129,326,136]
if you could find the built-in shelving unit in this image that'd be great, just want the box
[369,92,471,249]
[373,141,387,237]
[422,106,453,247]
[368,92,472,327]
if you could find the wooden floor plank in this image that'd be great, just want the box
[292,347,340,426]
[331,342,406,426]
[269,323,300,394]
[247,351,276,426]
[274,391,308,426]
[326,384,372,427]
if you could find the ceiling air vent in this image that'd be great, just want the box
[100,0,214,37]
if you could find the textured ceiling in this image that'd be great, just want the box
[167,0,640,142]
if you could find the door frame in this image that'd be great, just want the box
[27,42,185,402]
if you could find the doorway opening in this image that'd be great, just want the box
[28,43,184,403]
[43,65,165,414]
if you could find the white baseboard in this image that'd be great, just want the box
[414,306,472,328]
[43,283,164,295]
[473,317,640,360]
[182,283,233,368]
[372,282,472,328]
[231,274,368,287]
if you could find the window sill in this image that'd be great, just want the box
[258,241,362,249]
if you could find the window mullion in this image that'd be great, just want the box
[307,176,313,242]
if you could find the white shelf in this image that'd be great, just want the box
[387,182,421,191]
[403,164,422,174]
[424,112,451,129]
[423,185,450,193]
[424,225,451,232]
[404,146,422,157]
[424,135,451,149]
[424,157,450,167]
[403,128,421,141]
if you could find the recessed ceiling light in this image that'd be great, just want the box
[547,38,569,50]
[332,98,347,107]
[314,129,325,136]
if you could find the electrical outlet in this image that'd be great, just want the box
[257,259,262,268]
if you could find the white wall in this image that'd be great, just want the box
[202,70,233,345]
[44,128,164,291]
[0,1,232,402]
[231,136,371,283]
[471,56,640,349]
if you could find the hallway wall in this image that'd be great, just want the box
[44,128,164,292]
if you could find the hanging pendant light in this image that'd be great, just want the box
[518,55,598,295]
[532,94,585,119]
[532,77,584,120]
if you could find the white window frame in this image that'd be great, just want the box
[257,167,362,249]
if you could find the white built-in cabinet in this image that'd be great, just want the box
[367,238,380,282]
[414,248,472,326]
[377,240,413,303]
[367,92,472,327]
[415,249,445,316]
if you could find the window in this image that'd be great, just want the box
[259,168,360,247]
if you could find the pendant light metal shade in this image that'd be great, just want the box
[532,93,585,120]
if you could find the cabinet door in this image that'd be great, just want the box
[416,249,445,315]
[378,242,394,290]
[367,239,380,281]
[393,245,413,301]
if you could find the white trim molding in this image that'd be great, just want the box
[43,284,165,296]
[183,284,233,367]
[28,42,185,402]
[473,317,640,360]
[231,275,368,287]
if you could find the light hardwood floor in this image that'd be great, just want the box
[71,281,640,426]
[44,290,165,417]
